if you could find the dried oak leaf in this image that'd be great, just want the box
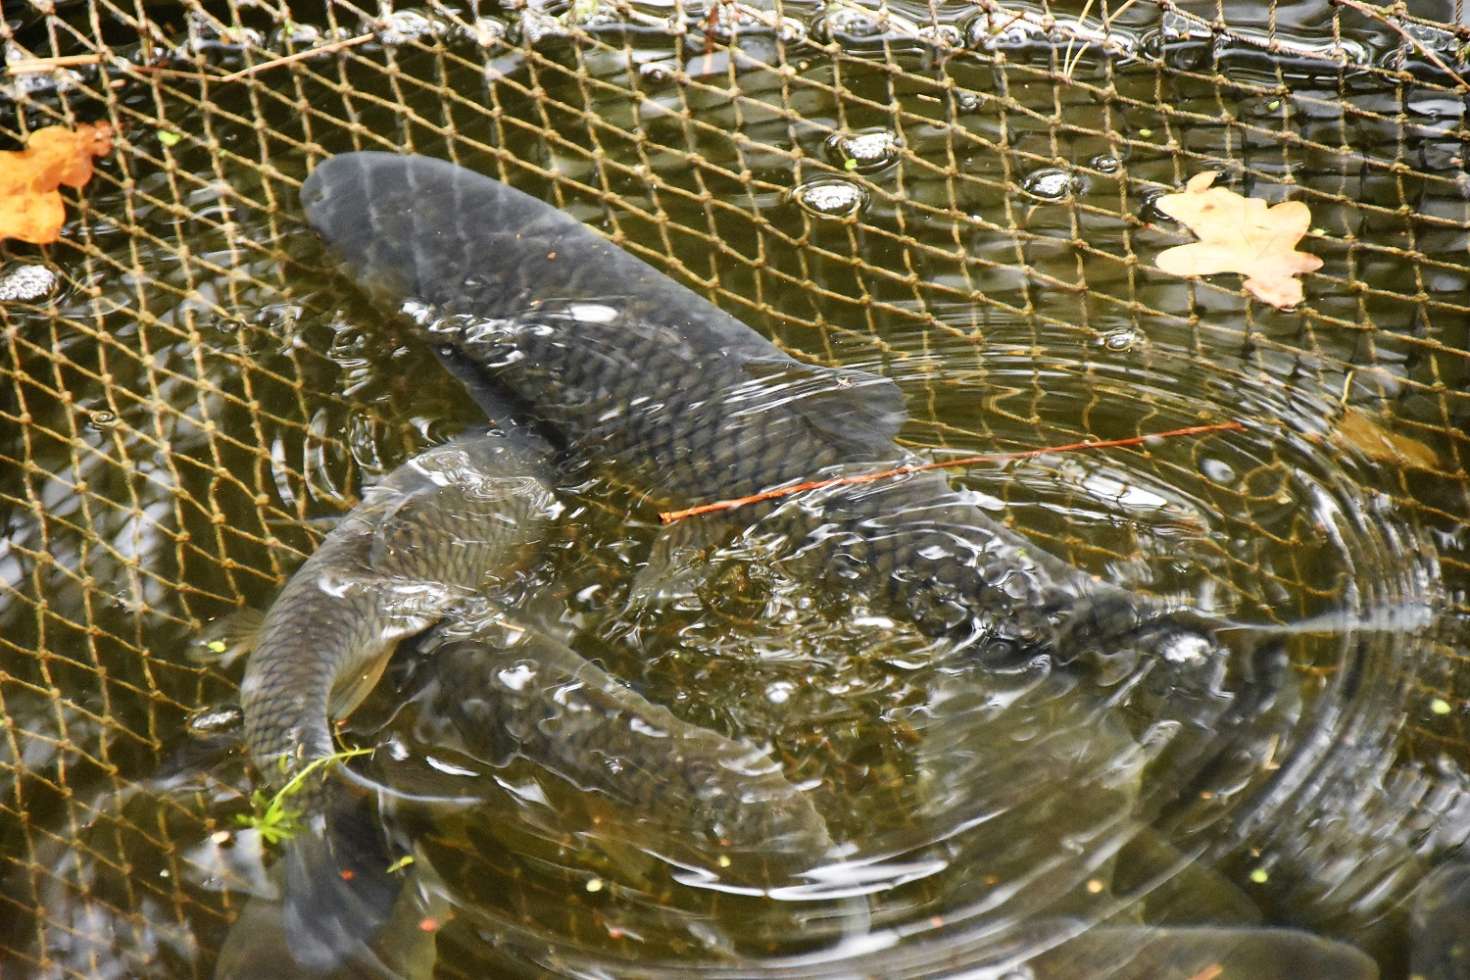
[1330,407,1439,471]
[0,122,114,245]
[1155,171,1323,309]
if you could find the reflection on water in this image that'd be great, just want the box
[1,0,1469,977]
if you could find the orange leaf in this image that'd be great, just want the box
[0,122,114,245]
[1155,171,1323,309]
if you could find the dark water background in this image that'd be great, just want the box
[1,0,1468,976]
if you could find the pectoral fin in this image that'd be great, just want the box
[195,608,267,669]
[328,642,399,721]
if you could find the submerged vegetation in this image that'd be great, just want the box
[236,746,373,847]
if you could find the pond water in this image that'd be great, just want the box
[1,1,1468,978]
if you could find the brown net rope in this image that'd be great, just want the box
[2,0,1469,975]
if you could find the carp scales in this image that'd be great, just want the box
[232,428,830,973]
[298,152,1216,676]
[238,432,556,778]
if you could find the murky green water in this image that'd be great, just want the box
[2,1,1469,977]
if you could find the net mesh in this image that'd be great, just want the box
[2,0,1469,975]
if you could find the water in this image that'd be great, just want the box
[1,1,1468,977]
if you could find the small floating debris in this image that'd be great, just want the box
[374,9,452,46]
[518,9,570,46]
[792,177,869,219]
[639,59,676,84]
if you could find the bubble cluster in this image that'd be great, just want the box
[792,177,870,218]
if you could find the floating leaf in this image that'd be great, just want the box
[1331,407,1439,470]
[0,122,114,245]
[1154,171,1324,309]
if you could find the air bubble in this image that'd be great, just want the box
[813,6,883,40]
[0,265,58,302]
[376,9,450,46]
[1021,167,1083,201]
[766,680,796,704]
[966,10,1049,50]
[1200,457,1236,484]
[186,703,243,737]
[826,129,902,174]
[792,177,870,219]
[810,3,917,44]
[639,60,675,84]
[702,3,771,42]
[1089,153,1122,174]
[1101,330,1136,352]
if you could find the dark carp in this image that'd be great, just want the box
[297,152,1209,674]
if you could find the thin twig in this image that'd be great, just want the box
[218,32,375,82]
[658,421,1245,524]
[5,54,103,74]
[1331,0,1470,91]
[1061,0,1097,80]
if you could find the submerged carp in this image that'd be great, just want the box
[233,428,830,973]
[298,153,1210,676]
[231,430,557,972]
[239,431,556,780]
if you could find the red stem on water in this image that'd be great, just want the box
[657,420,1245,525]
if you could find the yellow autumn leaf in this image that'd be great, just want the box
[1331,407,1439,470]
[1155,171,1323,309]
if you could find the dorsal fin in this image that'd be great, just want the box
[739,355,908,455]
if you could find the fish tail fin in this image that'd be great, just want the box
[278,786,406,975]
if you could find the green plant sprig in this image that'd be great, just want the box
[237,745,373,846]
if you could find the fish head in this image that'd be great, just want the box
[300,152,605,321]
[301,152,426,304]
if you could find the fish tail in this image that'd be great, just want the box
[278,784,405,975]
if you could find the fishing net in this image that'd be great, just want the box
[2,0,1468,976]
